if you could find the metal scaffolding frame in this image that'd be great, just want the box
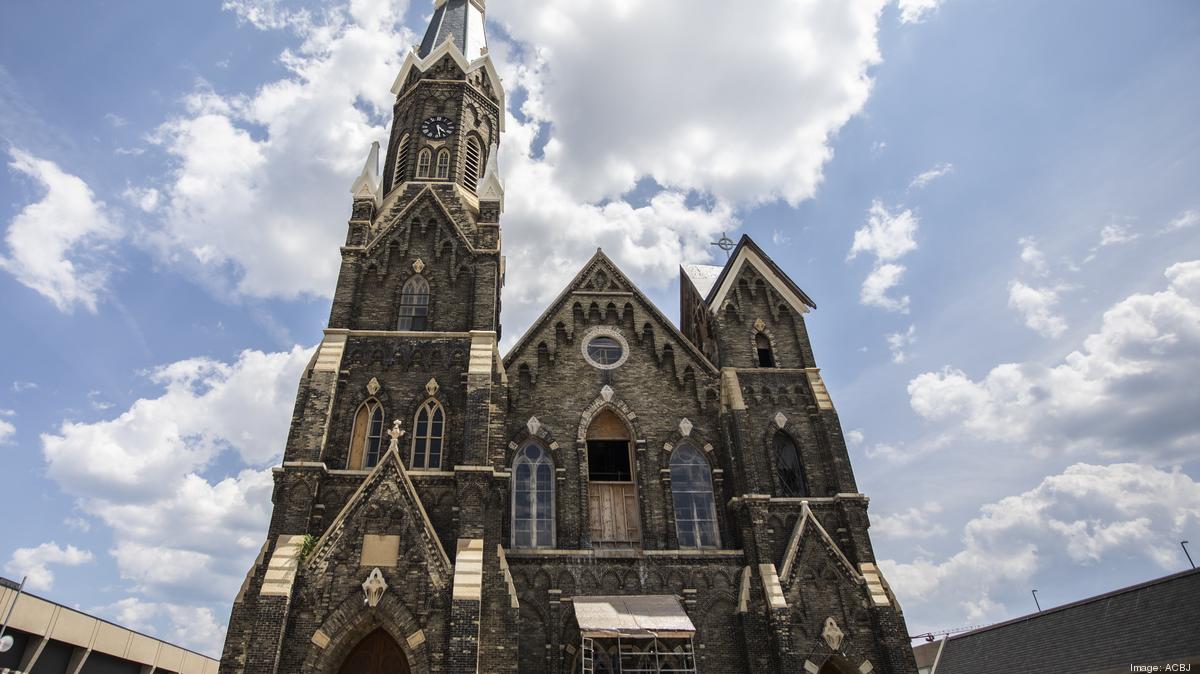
[579,635,697,674]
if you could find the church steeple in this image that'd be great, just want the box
[418,0,489,60]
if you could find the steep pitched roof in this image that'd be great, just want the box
[418,0,487,61]
[502,249,718,374]
[779,502,862,586]
[703,235,817,314]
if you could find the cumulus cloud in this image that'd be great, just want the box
[909,259,1200,460]
[1099,222,1138,247]
[908,162,953,190]
[96,597,225,655]
[848,201,918,313]
[1018,236,1048,276]
[886,324,917,363]
[41,346,310,607]
[4,542,94,591]
[1008,280,1068,338]
[872,502,945,540]
[896,0,945,24]
[0,414,13,444]
[880,463,1200,625]
[1161,209,1199,233]
[1,149,120,312]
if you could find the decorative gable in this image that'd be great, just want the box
[706,235,817,316]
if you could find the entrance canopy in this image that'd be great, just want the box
[573,595,696,639]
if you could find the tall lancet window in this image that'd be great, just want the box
[393,133,411,188]
[417,148,432,178]
[463,137,482,191]
[349,400,386,469]
[512,444,554,548]
[773,431,808,497]
[756,332,775,368]
[436,149,451,179]
[669,445,719,548]
[411,399,445,469]
[397,275,430,331]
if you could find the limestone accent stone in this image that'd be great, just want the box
[758,563,788,610]
[362,568,388,607]
[805,368,835,410]
[822,617,845,651]
[259,535,306,597]
[310,629,330,649]
[360,534,401,567]
[452,538,485,601]
[367,376,381,396]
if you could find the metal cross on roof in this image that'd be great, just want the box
[711,232,735,259]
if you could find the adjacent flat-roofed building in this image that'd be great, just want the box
[917,568,1200,674]
[0,577,217,674]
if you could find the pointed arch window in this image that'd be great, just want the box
[393,133,411,188]
[512,444,554,548]
[349,400,386,470]
[463,137,482,191]
[756,332,775,368]
[670,445,720,548]
[411,399,445,469]
[417,147,432,178]
[397,275,430,331]
[435,148,451,179]
[773,431,808,497]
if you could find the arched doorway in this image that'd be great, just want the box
[586,409,640,546]
[338,628,410,674]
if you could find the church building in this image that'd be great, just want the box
[218,1,919,672]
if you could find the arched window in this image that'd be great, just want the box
[773,431,807,497]
[349,400,386,469]
[463,137,482,191]
[416,148,432,178]
[435,149,451,179]
[756,332,775,368]
[410,399,445,469]
[397,275,430,331]
[670,445,719,548]
[392,133,410,188]
[512,444,554,548]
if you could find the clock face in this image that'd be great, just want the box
[421,116,456,139]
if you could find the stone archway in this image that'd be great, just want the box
[338,628,410,674]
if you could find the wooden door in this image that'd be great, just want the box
[589,482,640,543]
[338,628,410,674]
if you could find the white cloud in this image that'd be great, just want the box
[122,186,161,213]
[1162,209,1199,233]
[897,0,945,24]
[872,502,945,540]
[1099,222,1138,247]
[848,201,918,313]
[0,416,13,444]
[909,259,1200,460]
[41,346,311,606]
[11,380,37,393]
[96,597,225,655]
[1018,236,1048,276]
[1007,280,1068,338]
[887,324,917,363]
[1,149,120,312]
[846,429,865,447]
[4,542,94,591]
[880,463,1200,625]
[104,113,128,128]
[848,200,919,262]
[908,162,954,190]
[860,263,910,313]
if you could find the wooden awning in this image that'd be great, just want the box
[573,595,696,639]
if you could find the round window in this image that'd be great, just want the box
[582,330,629,369]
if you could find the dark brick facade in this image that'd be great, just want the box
[218,7,918,674]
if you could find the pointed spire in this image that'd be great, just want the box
[350,141,380,201]
[418,0,488,60]
[477,142,503,210]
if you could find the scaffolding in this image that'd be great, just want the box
[580,635,697,674]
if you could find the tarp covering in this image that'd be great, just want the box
[573,595,696,638]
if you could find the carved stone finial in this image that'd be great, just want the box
[426,377,439,397]
[754,318,767,332]
[413,258,425,273]
[367,377,381,396]
[600,384,615,402]
[526,416,541,435]
[388,420,405,452]
[774,412,788,429]
[678,418,693,437]
[822,617,845,651]
[362,568,388,607]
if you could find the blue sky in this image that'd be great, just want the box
[1,0,1198,655]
